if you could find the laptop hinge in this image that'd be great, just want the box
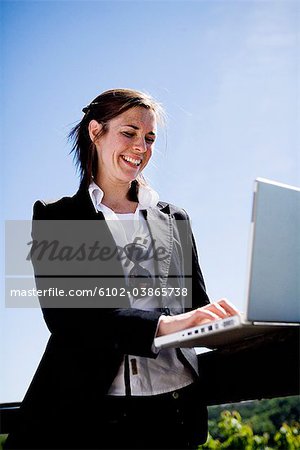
[252,321,299,326]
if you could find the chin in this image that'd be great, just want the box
[116,175,137,184]
[119,170,141,183]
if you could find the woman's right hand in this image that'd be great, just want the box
[157,299,240,337]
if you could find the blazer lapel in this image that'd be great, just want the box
[143,206,173,290]
[72,188,101,220]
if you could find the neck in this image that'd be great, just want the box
[95,177,137,213]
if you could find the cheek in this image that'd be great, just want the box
[145,148,153,163]
[97,142,116,160]
[141,153,151,169]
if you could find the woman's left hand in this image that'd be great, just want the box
[200,298,240,320]
[157,298,240,337]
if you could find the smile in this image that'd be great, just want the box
[121,155,142,166]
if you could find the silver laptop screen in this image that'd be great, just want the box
[247,179,300,323]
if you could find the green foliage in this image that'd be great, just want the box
[199,410,270,449]
[274,423,300,449]
[0,434,8,450]
[207,396,300,437]
[199,410,300,450]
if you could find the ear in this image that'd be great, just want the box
[88,120,103,143]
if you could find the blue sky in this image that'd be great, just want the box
[1,0,299,402]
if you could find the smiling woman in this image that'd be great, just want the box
[4,88,238,450]
[68,89,165,214]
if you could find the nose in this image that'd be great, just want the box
[133,136,147,153]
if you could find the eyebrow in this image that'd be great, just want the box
[123,124,156,136]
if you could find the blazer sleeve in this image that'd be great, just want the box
[31,200,162,358]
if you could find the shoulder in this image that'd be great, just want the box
[32,195,77,220]
[32,188,97,220]
[157,200,190,220]
[33,197,71,219]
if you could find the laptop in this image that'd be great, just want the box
[154,178,300,350]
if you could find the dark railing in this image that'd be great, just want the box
[1,328,299,435]
[199,327,299,405]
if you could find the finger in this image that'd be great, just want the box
[198,318,215,325]
[202,303,228,319]
[216,298,239,316]
[196,309,220,322]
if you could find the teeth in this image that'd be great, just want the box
[122,155,141,166]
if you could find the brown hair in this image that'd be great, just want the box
[69,88,165,194]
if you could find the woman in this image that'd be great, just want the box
[5,88,238,450]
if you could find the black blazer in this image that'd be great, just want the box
[5,188,210,449]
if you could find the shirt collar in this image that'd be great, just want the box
[88,181,159,212]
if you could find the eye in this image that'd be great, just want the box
[122,131,135,138]
[145,137,155,144]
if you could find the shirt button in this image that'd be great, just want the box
[172,391,179,399]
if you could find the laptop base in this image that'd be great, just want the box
[154,315,294,349]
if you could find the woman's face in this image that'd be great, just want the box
[90,107,157,185]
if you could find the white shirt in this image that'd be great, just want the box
[88,181,197,396]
